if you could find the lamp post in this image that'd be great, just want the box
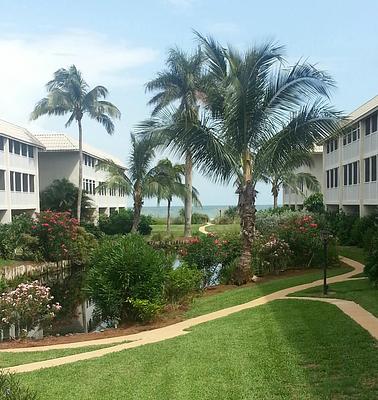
[320,229,332,295]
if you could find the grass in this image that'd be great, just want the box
[0,259,18,268]
[20,300,378,399]
[0,342,129,368]
[150,224,201,239]
[338,245,367,264]
[185,265,351,318]
[291,278,378,317]
[206,223,240,234]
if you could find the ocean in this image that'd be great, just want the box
[141,205,272,219]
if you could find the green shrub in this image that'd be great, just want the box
[191,212,209,224]
[0,371,38,400]
[224,206,238,223]
[350,215,377,247]
[303,192,324,213]
[164,264,203,304]
[219,257,239,284]
[99,209,152,236]
[326,211,358,245]
[86,234,170,322]
[365,234,378,286]
[0,278,7,294]
[80,222,104,239]
[125,298,162,322]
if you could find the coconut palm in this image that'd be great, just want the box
[30,65,121,223]
[145,47,205,237]
[258,151,321,208]
[153,159,201,234]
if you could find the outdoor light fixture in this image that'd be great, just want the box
[320,229,332,295]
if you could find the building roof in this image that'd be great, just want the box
[34,133,126,168]
[0,119,45,148]
[348,95,378,123]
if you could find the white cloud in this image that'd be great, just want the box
[0,30,158,127]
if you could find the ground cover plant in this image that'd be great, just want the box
[19,300,378,399]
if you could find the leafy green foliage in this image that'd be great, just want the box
[303,192,325,213]
[164,264,203,305]
[98,209,152,236]
[86,235,171,322]
[0,371,38,400]
[365,234,378,285]
[40,178,94,222]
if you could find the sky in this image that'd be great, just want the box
[1,0,378,207]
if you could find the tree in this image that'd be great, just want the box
[40,178,94,222]
[153,159,201,233]
[30,65,121,223]
[303,192,325,213]
[145,47,205,237]
[259,151,321,208]
[194,34,342,284]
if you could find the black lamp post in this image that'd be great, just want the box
[320,229,332,295]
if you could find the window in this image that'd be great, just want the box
[330,168,334,188]
[343,165,347,186]
[373,113,378,133]
[29,175,35,192]
[9,139,13,153]
[22,174,28,192]
[353,161,358,184]
[10,172,14,191]
[15,172,21,191]
[365,158,370,182]
[0,170,4,190]
[326,168,338,189]
[366,117,371,135]
[372,156,377,182]
[27,145,34,158]
[348,163,353,185]
[335,167,338,187]
[21,143,27,156]
[326,170,330,189]
[14,141,20,155]
[0,136,4,151]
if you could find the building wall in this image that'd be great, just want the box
[0,136,40,223]
[282,152,323,207]
[324,111,378,216]
[38,151,127,218]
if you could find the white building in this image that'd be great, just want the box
[35,133,127,220]
[324,96,378,216]
[282,146,324,208]
[0,119,44,223]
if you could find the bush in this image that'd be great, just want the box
[365,234,378,286]
[98,209,152,236]
[164,264,203,304]
[0,371,38,400]
[326,211,358,245]
[350,215,378,247]
[191,212,209,224]
[70,227,98,265]
[303,193,324,213]
[86,235,171,322]
[0,281,61,338]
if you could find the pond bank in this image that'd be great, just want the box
[1,260,70,281]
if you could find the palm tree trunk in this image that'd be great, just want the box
[272,185,279,209]
[236,151,255,285]
[77,118,83,223]
[131,184,142,233]
[184,151,193,237]
[166,198,171,234]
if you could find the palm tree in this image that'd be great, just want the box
[153,159,201,234]
[258,151,321,208]
[145,47,205,237]
[40,178,94,222]
[193,34,342,284]
[30,65,121,223]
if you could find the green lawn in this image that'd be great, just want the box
[20,300,378,399]
[338,245,366,264]
[150,224,201,239]
[291,278,378,317]
[0,342,129,368]
[185,265,351,318]
[0,259,18,268]
[206,223,240,235]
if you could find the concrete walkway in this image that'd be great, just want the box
[198,222,213,235]
[3,257,377,374]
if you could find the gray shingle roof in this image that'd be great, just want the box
[34,133,126,168]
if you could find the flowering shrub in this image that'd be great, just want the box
[0,281,61,337]
[252,234,292,276]
[32,211,79,262]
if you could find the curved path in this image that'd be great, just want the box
[3,257,377,374]
[198,222,214,235]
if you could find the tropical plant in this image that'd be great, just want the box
[145,47,206,237]
[259,152,320,208]
[303,192,325,214]
[0,371,38,400]
[98,209,152,236]
[153,159,201,234]
[40,178,94,222]
[139,33,342,284]
[30,65,121,222]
